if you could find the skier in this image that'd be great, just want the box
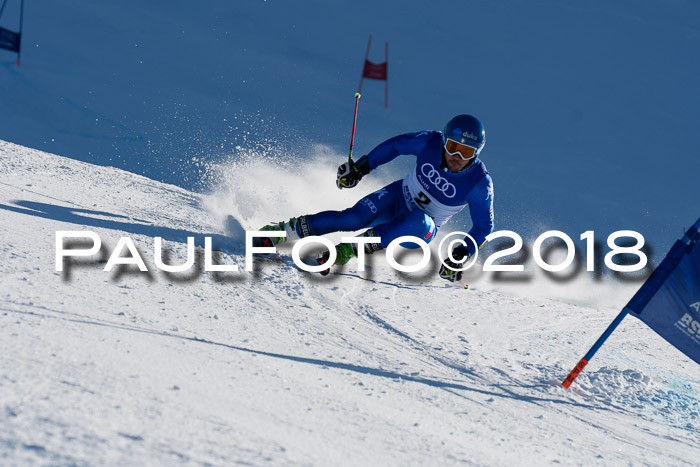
[257,114,494,282]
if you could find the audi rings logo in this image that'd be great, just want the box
[420,163,456,198]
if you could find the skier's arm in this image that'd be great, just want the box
[338,131,433,189]
[364,131,434,171]
[463,176,494,256]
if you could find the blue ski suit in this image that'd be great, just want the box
[305,131,494,255]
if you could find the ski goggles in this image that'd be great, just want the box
[444,138,478,161]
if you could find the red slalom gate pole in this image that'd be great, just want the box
[348,92,361,163]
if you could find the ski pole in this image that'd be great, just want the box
[348,93,361,163]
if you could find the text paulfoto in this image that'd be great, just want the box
[55,229,649,276]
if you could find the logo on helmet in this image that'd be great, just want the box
[451,128,479,142]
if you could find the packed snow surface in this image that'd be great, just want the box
[1,141,699,465]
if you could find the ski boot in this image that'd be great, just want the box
[253,217,301,249]
[317,243,357,276]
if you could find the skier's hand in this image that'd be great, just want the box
[337,155,370,189]
[438,247,470,282]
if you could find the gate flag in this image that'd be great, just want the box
[0,26,19,52]
[358,35,388,108]
[561,217,700,389]
[0,0,24,66]
[362,59,387,81]
[626,218,700,364]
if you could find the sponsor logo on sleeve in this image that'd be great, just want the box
[360,198,378,214]
[486,182,494,201]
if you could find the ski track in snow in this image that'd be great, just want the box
[1,140,699,465]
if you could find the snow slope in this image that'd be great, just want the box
[1,140,699,465]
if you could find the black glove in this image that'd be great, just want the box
[439,247,470,282]
[336,155,370,189]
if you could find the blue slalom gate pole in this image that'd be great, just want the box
[561,307,631,389]
[16,0,23,67]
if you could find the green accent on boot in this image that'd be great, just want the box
[334,243,357,266]
[260,221,286,245]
